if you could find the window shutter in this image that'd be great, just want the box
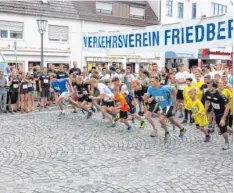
[48,25,69,41]
[0,20,23,31]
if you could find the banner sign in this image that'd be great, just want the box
[82,13,233,53]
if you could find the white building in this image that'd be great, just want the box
[0,0,159,72]
[148,0,233,68]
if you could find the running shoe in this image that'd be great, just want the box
[181,119,187,125]
[86,112,92,119]
[178,114,183,118]
[208,122,212,128]
[150,130,158,137]
[189,121,193,126]
[139,121,145,129]
[127,127,132,131]
[107,122,116,128]
[114,114,119,122]
[91,106,97,113]
[58,112,65,116]
[81,109,85,114]
[179,128,187,137]
[222,143,229,150]
[165,131,170,139]
[131,117,135,123]
[72,110,78,113]
[204,133,212,142]
[102,113,105,119]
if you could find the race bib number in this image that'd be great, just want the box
[191,107,198,113]
[211,102,220,110]
[155,96,165,101]
[23,84,28,89]
[83,90,88,95]
[13,84,18,88]
[44,79,49,84]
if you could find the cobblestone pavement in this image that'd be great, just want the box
[0,110,233,193]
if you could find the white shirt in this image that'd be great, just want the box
[175,71,190,90]
[97,83,114,101]
[100,73,110,83]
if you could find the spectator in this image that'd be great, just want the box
[69,61,81,75]
[0,70,8,113]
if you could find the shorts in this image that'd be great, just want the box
[215,113,228,134]
[162,106,174,118]
[60,92,69,100]
[71,95,78,102]
[120,111,128,119]
[102,100,115,107]
[78,96,85,103]
[207,106,213,113]
[28,91,36,96]
[41,87,50,98]
[9,91,18,104]
[148,102,162,114]
[176,90,184,100]
[84,96,92,103]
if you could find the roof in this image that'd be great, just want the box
[72,1,159,26]
[0,0,159,26]
[0,0,79,20]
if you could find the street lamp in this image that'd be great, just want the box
[37,19,48,69]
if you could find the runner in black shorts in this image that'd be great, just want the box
[205,79,230,150]
[39,67,50,109]
[9,71,20,113]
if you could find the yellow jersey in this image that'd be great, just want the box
[192,81,204,101]
[221,88,233,115]
[188,99,208,127]
[183,85,193,110]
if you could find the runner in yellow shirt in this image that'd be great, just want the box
[188,88,211,142]
[181,77,193,125]
[192,73,204,101]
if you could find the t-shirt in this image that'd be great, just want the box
[147,85,173,109]
[51,78,69,94]
[205,90,228,115]
[175,71,190,90]
[97,83,114,101]
[114,94,130,112]
[134,85,148,99]
[69,68,81,75]
[40,74,50,88]
[56,71,68,79]
[9,77,20,92]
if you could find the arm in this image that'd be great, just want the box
[67,79,74,95]
[171,86,178,112]
[221,103,230,121]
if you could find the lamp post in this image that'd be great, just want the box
[37,19,48,69]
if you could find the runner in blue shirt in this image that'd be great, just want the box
[50,74,74,116]
[145,73,186,138]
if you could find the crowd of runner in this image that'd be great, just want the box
[0,61,233,150]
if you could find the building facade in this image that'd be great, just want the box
[148,0,233,68]
[0,0,159,72]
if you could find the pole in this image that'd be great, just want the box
[41,33,44,69]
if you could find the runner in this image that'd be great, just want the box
[205,79,230,150]
[39,67,50,109]
[145,74,187,138]
[50,74,74,116]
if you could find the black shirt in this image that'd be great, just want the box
[134,85,148,99]
[205,90,228,115]
[40,74,50,88]
[9,77,20,92]
[19,79,28,93]
[69,68,81,75]
[57,71,68,79]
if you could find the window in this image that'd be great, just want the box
[0,20,23,39]
[211,3,227,16]
[130,7,145,19]
[178,2,184,18]
[10,31,23,39]
[96,2,112,15]
[166,0,173,16]
[48,25,69,42]
[192,3,196,19]
[0,30,8,38]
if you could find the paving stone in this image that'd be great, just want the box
[0,110,232,193]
